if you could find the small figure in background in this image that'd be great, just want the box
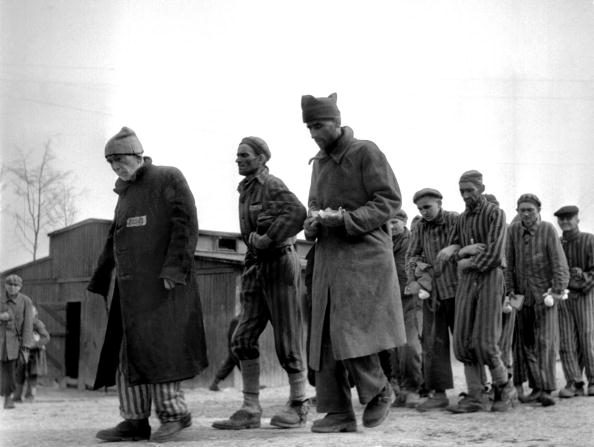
[14,306,50,402]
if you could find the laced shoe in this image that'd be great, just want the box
[416,394,449,412]
[270,399,309,429]
[212,407,262,430]
[538,391,555,407]
[448,394,486,414]
[491,381,518,412]
[151,413,191,443]
[559,382,580,398]
[518,388,541,404]
[311,411,357,433]
[96,418,151,442]
[362,383,392,428]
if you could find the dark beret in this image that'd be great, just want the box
[554,205,579,217]
[517,193,541,209]
[413,188,443,203]
[240,136,271,161]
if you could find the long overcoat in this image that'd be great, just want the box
[88,158,208,388]
[0,292,33,360]
[308,126,406,370]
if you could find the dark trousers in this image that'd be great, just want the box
[514,301,559,391]
[422,296,455,391]
[214,354,239,382]
[315,304,387,413]
[396,294,423,391]
[232,249,305,374]
[0,359,16,396]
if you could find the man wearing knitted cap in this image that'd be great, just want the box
[212,136,309,430]
[405,188,459,412]
[505,194,569,406]
[554,206,594,398]
[302,93,406,432]
[438,170,516,413]
[88,127,208,442]
[0,274,34,409]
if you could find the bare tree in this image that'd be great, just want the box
[5,140,80,260]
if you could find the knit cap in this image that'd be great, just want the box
[459,170,483,187]
[105,127,144,157]
[301,93,341,123]
[517,193,542,209]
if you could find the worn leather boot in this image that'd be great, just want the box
[270,399,309,428]
[311,411,357,433]
[96,418,151,442]
[151,413,191,443]
[212,407,262,430]
[362,383,392,428]
[491,381,518,412]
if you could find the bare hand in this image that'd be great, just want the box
[319,208,344,228]
[0,312,10,322]
[304,216,321,239]
[457,258,474,273]
[459,243,486,258]
[570,267,583,279]
[249,232,273,250]
[163,278,176,290]
[437,244,461,263]
[406,281,421,296]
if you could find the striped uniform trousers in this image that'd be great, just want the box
[453,268,508,391]
[513,298,559,391]
[116,367,188,422]
[231,247,305,374]
[558,293,594,385]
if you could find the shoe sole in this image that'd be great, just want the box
[311,422,357,433]
[211,421,261,430]
[270,419,306,429]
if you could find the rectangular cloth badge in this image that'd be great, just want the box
[126,215,147,227]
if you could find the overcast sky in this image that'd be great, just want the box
[2,0,594,270]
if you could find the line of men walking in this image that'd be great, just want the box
[81,91,593,443]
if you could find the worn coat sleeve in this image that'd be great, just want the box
[505,228,516,294]
[343,145,401,236]
[87,222,115,298]
[264,176,307,242]
[160,168,199,285]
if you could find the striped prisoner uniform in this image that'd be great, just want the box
[505,220,569,392]
[558,228,594,387]
[406,209,459,392]
[449,196,508,393]
[231,167,307,373]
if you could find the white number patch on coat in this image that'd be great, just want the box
[126,215,147,227]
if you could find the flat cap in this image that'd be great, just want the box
[5,274,23,287]
[554,205,579,217]
[517,193,541,209]
[413,188,443,203]
[394,209,408,222]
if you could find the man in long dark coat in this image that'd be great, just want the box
[88,127,207,443]
[302,93,406,433]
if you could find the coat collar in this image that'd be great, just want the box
[308,126,354,165]
[237,167,268,193]
[562,227,580,243]
[113,157,152,195]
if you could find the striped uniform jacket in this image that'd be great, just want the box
[448,196,508,382]
[506,219,569,391]
[393,227,411,296]
[505,220,569,303]
[406,209,459,299]
[558,228,594,385]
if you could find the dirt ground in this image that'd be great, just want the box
[1,360,594,447]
